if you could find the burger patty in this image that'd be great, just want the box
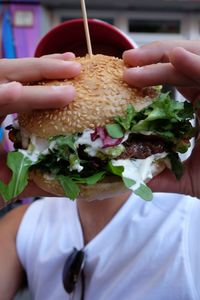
[117,134,167,159]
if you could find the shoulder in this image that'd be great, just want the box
[0,203,29,238]
[0,203,29,259]
[0,197,74,244]
[16,197,77,245]
[16,198,78,271]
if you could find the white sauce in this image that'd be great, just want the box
[70,161,83,172]
[19,134,51,163]
[112,152,167,191]
[75,129,103,157]
[19,130,167,189]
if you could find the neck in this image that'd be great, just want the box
[77,191,131,244]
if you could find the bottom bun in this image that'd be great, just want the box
[30,171,129,201]
[30,160,166,202]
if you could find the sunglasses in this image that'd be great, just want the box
[62,248,85,299]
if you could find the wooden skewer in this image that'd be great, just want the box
[80,0,93,57]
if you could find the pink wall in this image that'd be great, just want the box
[10,3,41,57]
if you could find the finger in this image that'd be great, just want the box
[41,52,75,60]
[169,47,200,86]
[0,81,76,115]
[0,57,81,83]
[123,40,200,67]
[123,63,194,88]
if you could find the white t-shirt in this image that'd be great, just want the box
[16,193,200,300]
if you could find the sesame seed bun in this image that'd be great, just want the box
[18,54,156,138]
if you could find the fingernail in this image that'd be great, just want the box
[132,66,145,72]
[124,67,144,75]
[51,85,75,93]
[123,49,135,55]
[62,52,75,58]
[62,61,80,67]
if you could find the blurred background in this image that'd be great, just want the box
[1,0,200,58]
[0,0,200,101]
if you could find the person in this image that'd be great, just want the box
[0,41,200,300]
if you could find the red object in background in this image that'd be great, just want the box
[35,18,136,58]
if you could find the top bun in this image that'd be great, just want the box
[18,54,156,138]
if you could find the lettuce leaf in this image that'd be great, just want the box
[57,172,106,200]
[113,93,194,151]
[57,176,80,200]
[0,151,33,201]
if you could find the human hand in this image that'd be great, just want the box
[0,52,81,124]
[0,52,81,206]
[123,41,200,198]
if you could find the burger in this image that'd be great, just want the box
[2,54,194,202]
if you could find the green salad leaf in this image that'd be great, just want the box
[49,134,77,153]
[167,152,184,180]
[112,93,194,151]
[107,161,124,176]
[57,175,80,200]
[0,151,33,201]
[72,171,106,185]
[114,104,137,130]
[105,124,124,138]
[57,172,106,200]
[134,184,153,201]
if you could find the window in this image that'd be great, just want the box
[61,16,114,25]
[128,19,180,34]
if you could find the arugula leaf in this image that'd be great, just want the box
[105,124,124,138]
[72,172,106,185]
[167,152,184,180]
[123,177,153,201]
[123,177,136,188]
[107,161,124,176]
[57,175,80,200]
[0,151,33,201]
[134,184,153,201]
[114,104,136,130]
[57,172,106,200]
[49,135,77,153]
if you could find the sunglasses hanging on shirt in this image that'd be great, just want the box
[62,247,85,299]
